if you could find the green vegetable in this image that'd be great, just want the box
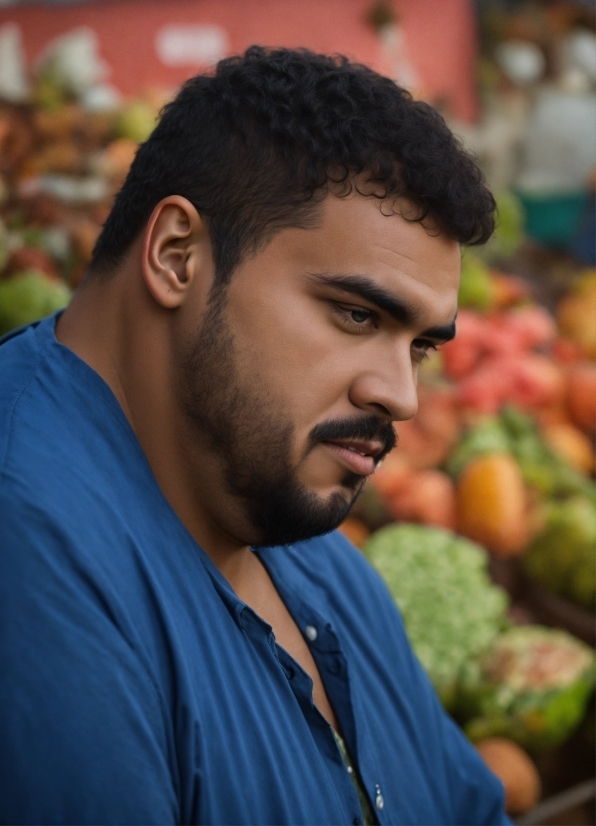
[363,524,508,709]
[32,75,68,110]
[0,271,71,335]
[115,101,157,143]
[501,407,596,503]
[459,252,494,311]
[458,626,595,750]
[480,190,525,263]
[446,416,511,478]
[524,497,595,612]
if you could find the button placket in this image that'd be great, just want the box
[326,655,343,676]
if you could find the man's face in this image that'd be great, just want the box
[178,193,460,547]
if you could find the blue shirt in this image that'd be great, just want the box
[0,314,511,826]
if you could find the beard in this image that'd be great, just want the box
[179,289,396,547]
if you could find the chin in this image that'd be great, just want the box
[249,484,361,549]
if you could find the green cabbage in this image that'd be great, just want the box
[363,524,508,709]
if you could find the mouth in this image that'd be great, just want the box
[320,439,384,477]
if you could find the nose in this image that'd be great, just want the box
[348,350,419,422]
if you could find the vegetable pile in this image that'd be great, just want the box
[363,525,596,752]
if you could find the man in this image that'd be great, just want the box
[0,47,509,825]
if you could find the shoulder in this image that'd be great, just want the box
[0,317,141,531]
[0,318,78,487]
[0,322,45,473]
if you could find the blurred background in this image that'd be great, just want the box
[0,1,594,823]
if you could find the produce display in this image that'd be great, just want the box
[523,496,595,612]
[363,525,595,751]
[0,30,164,335]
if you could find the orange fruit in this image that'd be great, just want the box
[456,453,528,557]
[566,362,596,435]
[475,738,541,814]
[542,422,595,475]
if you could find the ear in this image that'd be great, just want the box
[141,195,207,309]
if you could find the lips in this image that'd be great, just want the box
[321,439,384,476]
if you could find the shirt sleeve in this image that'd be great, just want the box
[440,708,514,826]
[0,495,178,825]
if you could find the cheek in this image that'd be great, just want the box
[229,292,351,430]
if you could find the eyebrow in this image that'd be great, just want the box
[308,272,457,342]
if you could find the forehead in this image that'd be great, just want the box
[256,192,461,323]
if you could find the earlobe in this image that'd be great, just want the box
[141,196,204,310]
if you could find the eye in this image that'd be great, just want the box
[349,308,373,323]
[333,304,379,333]
[411,338,439,363]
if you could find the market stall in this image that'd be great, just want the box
[0,1,594,823]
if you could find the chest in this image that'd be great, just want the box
[236,563,339,730]
[143,591,451,826]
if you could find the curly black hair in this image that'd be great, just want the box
[90,46,495,283]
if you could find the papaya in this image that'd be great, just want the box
[456,453,528,557]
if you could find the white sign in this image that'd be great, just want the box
[156,24,228,68]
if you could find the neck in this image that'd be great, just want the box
[55,263,253,587]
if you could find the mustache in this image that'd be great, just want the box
[308,415,397,463]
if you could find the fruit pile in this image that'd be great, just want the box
[0,32,164,335]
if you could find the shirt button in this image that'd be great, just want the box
[305,625,318,641]
[284,664,295,680]
[352,818,361,825]
[375,784,384,810]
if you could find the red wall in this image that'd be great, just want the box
[0,0,479,122]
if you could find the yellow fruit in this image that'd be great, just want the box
[456,453,528,557]
[542,422,595,475]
